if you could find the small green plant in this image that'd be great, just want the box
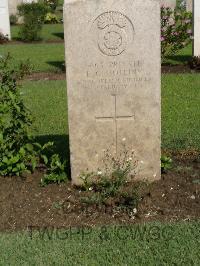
[79,143,140,208]
[0,32,9,44]
[161,155,173,173]
[0,54,67,183]
[0,54,33,176]
[41,154,67,186]
[161,6,192,63]
[41,173,67,186]
[52,201,63,209]
[10,14,18,25]
[17,3,48,41]
[192,179,200,184]
[44,12,59,24]
[44,0,59,12]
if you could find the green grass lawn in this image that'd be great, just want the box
[0,43,65,72]
[11,24,64,42]
[23,80,67,136]
[58,0,64,5]
[0,42,192,73]
[162,73,200,150]
[22,80,68,159]
[165,43,192,65]
[21,74,200,154]
[0,222,199,265]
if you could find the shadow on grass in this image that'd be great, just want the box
[10,36,44,43]
[165,54,191,65]
[11,36,21,41]
[52,32,64,40]
[47,61,66,72]
[34,134,71,178]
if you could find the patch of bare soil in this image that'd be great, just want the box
[161,65,200,74]
[26,72,66,81]
[0,153,199,232]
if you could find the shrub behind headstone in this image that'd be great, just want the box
[44,0,59,12]
[161,6,192,63]
[17,2,48,41]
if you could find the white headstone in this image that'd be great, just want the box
[160,0,176,9]
[0,0,11,39]
[64,0,161,185]
[193,0,200,56]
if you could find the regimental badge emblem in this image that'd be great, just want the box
[92,11,134,56]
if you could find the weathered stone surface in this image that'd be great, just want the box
[0,0,11,39]
[193,0,200,56]
[160,0,176,9]
[64,0,161,185]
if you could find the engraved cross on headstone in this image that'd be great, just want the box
[95,94,134,154]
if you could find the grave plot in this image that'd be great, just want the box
[0,1,199,264]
